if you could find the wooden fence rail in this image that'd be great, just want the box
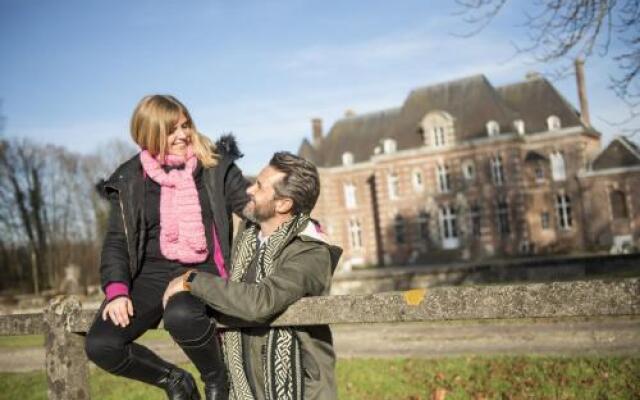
[0,278,638,399]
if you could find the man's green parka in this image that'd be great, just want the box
[190,219,342,400]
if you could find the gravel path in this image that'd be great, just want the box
[1,317,638,372]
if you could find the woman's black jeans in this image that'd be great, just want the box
[85,272,223,386]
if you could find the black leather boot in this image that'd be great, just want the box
[110,344,201,400]
[202,368,228,400]
[157,367,202,400]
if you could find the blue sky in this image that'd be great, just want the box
[0,0,635,174]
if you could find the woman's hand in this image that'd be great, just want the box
[102,297,134,327]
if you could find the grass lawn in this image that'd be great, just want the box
[0,356,638,399]
[0,330,171,349]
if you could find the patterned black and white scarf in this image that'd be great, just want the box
[223,214,309,400]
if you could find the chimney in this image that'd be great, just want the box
[574,58,591,127]
[525,71,541,80]
[311,118,323,147]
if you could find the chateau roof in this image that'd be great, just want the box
[496,77,584,134]
[592,136,640,170]
[300,74,588,167]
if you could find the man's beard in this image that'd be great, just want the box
[242,198,276,223]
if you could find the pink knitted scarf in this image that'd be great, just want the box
[139,147,208,264]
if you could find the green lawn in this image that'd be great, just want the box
[0,356,638,399]
[0,330,171,349]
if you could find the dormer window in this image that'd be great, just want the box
[342,152,354,166]
[514,119,525,135]
[486,120,500,136]
[433,127,446,147]
[547,115,561,131]
[383,139,397,154]
[420,111,454,148]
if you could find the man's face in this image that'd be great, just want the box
[243,166,287,223]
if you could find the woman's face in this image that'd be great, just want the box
[166,113,191,156]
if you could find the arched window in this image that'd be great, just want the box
[420,111,454,148]
[486,120,500,136]
[550,151,566,181]
[610,190,628,219]
[547,115,561,131]
[513,119,525,135]
[342,152,354,166]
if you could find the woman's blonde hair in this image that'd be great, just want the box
[130,95,218,167]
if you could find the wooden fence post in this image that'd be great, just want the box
[44,296,90,400]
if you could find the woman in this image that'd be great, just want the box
[85,95,249,400]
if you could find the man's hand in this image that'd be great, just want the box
[102,297,134,327]
[163,273,189,309]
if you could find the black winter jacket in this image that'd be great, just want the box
[96,135,250,289]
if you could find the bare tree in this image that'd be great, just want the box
[0,138,50,291]
[455,0,640,134]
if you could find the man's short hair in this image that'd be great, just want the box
[269,152,320,215]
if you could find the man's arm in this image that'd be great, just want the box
[191,244,332,323]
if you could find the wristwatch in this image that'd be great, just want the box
[183,270,198,291]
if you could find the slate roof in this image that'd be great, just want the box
[592,136,640,170]
[300,74,589,167]
[496,77,584,134]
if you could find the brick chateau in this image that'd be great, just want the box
[298,61,640,268]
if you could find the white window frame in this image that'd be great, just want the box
[387,172,399,200]
[439,205,459,249]
[412,170,424,193]
[432,126,446,147]
[348,218,362,249]
[555,193,573,230]
[486,120,500,136]
[490,156,504,186]
[342,152,354,166]
[547,115,561,131]
[343,183,357,209]
[550,151,566,181]
[436,164,450,193]
[462,160,475,181]
[383,139,397,154]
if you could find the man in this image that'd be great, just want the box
[163,151,342,400]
